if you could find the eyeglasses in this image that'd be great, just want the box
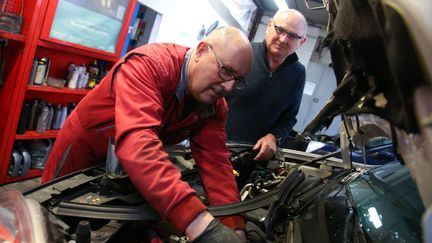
[272,19,303,40]
[207,44,247,90]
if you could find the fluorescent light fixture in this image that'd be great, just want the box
[368,207,382,229]
[274,0,289,9]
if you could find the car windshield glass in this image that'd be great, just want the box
[348,162,425,242]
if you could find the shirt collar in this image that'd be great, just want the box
[176,49,193,99]
[175,49,217,118]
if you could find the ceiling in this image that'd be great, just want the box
[253,0,329,27]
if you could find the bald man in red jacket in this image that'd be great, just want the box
[42,26,253,242]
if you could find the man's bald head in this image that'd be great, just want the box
[273,9,308,36]
[264,9,308,61]
[203,26,254,72]
[187,26,254,104]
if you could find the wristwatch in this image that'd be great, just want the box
[272,133,282,146]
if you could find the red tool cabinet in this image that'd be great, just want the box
[0,0,137,184]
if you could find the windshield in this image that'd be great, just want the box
[348,162,424,242]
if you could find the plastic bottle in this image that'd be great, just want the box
[33,58,47,85]
[36,106,49,133]
[59,105,68,128]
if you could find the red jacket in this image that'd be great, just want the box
[41,43,242,233]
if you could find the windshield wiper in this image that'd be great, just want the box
[343,184,368,242]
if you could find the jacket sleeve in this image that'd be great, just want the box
[189,102,245,230]
[113,54,206,233]
[269,68,306,139]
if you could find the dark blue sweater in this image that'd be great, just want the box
[226,41,306,143]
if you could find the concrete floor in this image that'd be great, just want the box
[0,177,41,193]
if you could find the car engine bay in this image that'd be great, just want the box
[18,143,375,243]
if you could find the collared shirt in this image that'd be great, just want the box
[175,49,192,99]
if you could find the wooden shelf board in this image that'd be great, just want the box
[16,130,59,140]
[38,39,118,62]
[0,30,26,42]
[27,85,90,95]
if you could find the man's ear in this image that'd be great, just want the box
[195,41,208,60]
[299,36,307,46]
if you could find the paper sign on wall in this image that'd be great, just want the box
[303,81,316,96]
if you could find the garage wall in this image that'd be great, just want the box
[294,61,341,135]
[293,27,341,136]
[139,0,227,47]
[135,2,340,135]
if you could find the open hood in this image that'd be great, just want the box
[301,0,432,207]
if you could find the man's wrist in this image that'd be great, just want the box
[185,211,214,241]
[269,133,282,145]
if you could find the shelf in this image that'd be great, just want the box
[3,169,42,184]
[27,85,90,95]
[0,0,136,186]
[0,30,26,42]
[16,130,59,140]
[37,39,118,62]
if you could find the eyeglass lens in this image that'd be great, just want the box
[272,20,302,40]
[207,44,247,89]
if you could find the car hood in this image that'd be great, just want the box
[301,0,432,207]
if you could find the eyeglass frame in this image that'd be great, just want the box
[206,43,247,90]
[271,19,304,40]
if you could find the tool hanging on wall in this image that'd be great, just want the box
[0,38,7,86]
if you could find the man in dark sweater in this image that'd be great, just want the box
[226,9,307,161]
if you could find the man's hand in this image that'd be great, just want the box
[193,219,244,243]
[253,133,277,161]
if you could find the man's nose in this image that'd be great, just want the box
[279,34,290,43]
[220,79,235,93]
